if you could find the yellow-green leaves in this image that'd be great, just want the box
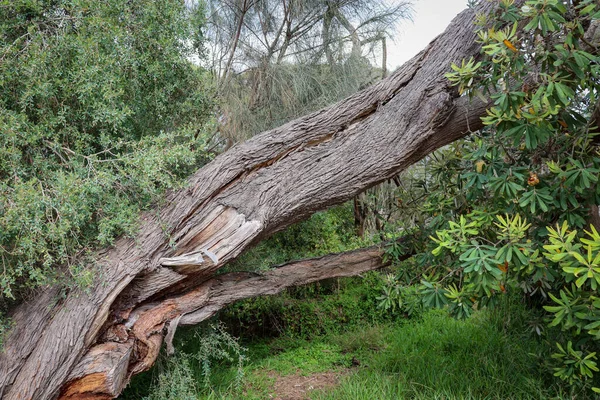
[431,215,479,256]
[445,57,482,96]
[544,222,600,290]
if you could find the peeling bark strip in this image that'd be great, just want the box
[0,3,514,399]
[59,244,396,398]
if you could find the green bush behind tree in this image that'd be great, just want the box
[0,0,214,305]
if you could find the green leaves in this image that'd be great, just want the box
[377,274,403,312]
[556,159,599,194]
[489,174,524,199]
[522,0,566,35]
[552,341,599,385]
[426,0,600,393]
[445,284,473,319]
[0,0,214,299]
[578,0,600,19]
[460,242,502,277]
[421,279,449,309]
[544,222,600,290]
[445,57,482,96]
[544,287,586,331]
[519,187,554,213]
[495,213,531,243]
[431,215,479,256]
[431,213,535,305]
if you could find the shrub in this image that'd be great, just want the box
[379,0,600,394]
[0,0,214,302]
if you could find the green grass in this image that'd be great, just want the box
[314,310,548,400]
[250,341,351,375]
[122,306,571,399]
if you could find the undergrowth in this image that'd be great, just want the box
[120,205,594,399]
[122,282,581,399]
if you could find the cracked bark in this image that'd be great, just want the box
[0,2,511,399]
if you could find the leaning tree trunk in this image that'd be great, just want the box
[0,3,508,399]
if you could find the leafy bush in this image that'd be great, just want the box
[124,322,247,399]
[194,323,247,390]
[0,0,214,302]
[379,0,600,394]
[141,355,199,400]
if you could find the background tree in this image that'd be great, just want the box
[206,0,413,233]
[205,0,412,142]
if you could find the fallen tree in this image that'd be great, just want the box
[0,1,540,398]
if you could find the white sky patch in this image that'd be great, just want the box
[388,0,468,70]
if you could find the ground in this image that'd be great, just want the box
[267,370,346,400]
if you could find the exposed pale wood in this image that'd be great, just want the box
[165,314,183,355]
[0,2,527,399]
[60,342,133,399]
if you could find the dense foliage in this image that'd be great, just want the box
[0,0,214,302]
[378,0,600,394]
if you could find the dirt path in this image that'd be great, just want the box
[268,370,347,400]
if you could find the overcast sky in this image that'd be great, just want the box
[387,0,468,69]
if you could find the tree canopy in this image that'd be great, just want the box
[208,0,412,141]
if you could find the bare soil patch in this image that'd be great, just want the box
[268,370,348,400]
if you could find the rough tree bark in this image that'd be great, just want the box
[0,2,514,399]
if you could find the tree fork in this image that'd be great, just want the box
[1,2,515,399]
